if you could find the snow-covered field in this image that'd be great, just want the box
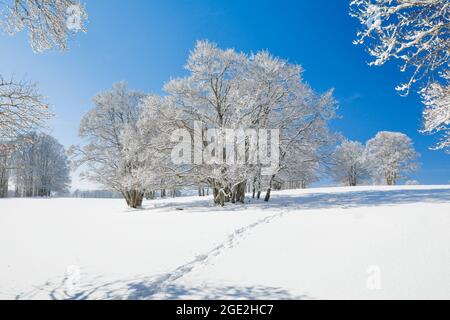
[1,185,449,300]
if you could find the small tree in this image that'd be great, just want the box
[331,140,369,186]
[365,131,419,185]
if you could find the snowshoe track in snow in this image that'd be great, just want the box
[19,210,288,300]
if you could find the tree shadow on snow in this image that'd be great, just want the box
[266,188,450,211]
[136,188,450,214]
[17,276,311,300]
[126,282,310,300]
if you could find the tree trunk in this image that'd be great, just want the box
[218,189,225,207]
[264,175,276,202]
[252,177,256,198]
[213,187,219,204]
[123,190,144,208]
[0,167,8,198]
[238,181,246,203]
[264,188,272,202]
[146,191,155,200]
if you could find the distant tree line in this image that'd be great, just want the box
[70,190,123,199]
[0,132,71,198]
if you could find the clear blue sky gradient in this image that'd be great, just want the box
[0,0,448,186]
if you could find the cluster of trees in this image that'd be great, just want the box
[71,41,338,208]
[350,0,449,152]
[331,131,419,186]
[0,132,71,198]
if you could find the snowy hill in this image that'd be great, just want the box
[1,185,449,300]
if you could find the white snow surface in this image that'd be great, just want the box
[1,185,449,300]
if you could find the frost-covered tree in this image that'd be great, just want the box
[32,133,71,196]
[331,140,369,186]
[245,52,336,202]
[350,0,449,150]
[120,94,182,203]
[70,82,146,208]
[365,131,419,185]
[164,41,336,204]
[0,76,51,139]
[164,41,249,205]
[350,0,449,95]
[276,145,320,190]
[421,71,450,152]
[1,0,88,52]
[12,132,70,197]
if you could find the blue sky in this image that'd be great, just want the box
[0,0,448,187]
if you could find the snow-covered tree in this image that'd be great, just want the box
[0,76,51,140]
[120,94,182,203]
[276,146,319,190]
[350,0,449,151]
[164,41,249,205]
[245,51,337,202]
[70,82,146,208]
[331,140,369,186]
[350,0,449,95]
[32,133,71,196]
[1,0,88,52]
[12,132,70,197]
[421,71,450,152]
[365,131,419,185]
